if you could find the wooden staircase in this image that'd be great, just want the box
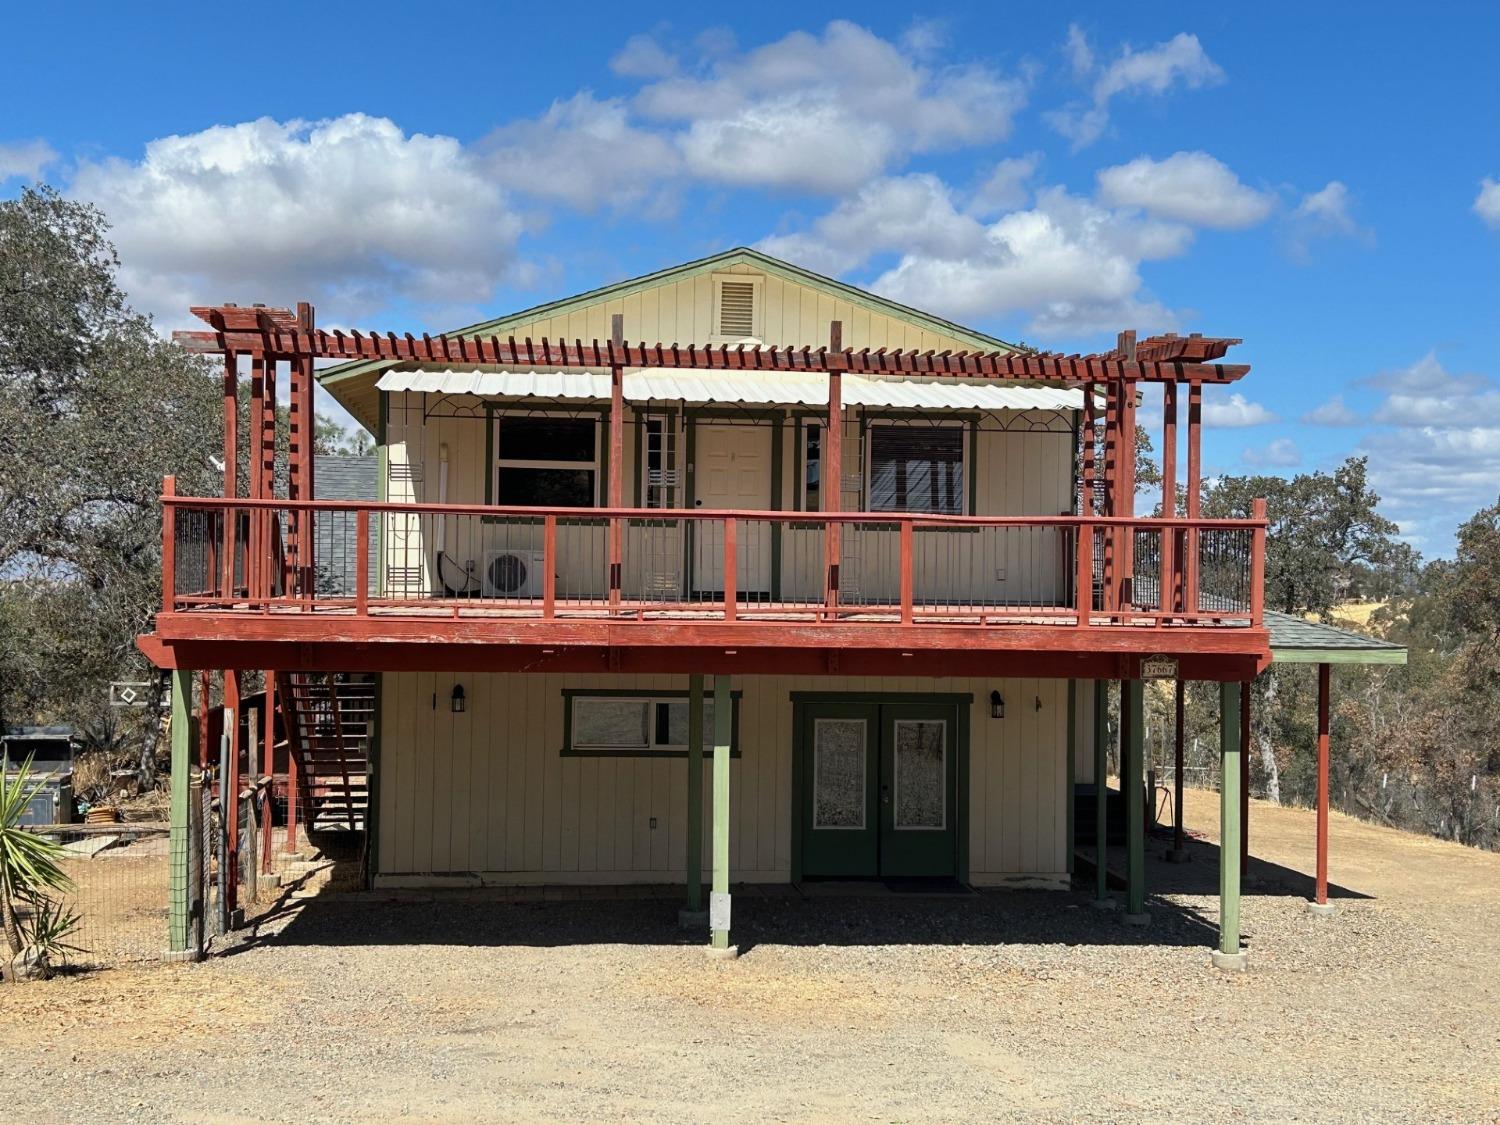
[277,672,375,832]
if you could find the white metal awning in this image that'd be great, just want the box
[378,367,1085,412]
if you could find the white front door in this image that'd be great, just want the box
[693,423,773,595]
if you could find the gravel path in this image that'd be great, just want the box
[3,792,1497,1124]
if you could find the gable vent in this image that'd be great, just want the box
[717,280,756,338]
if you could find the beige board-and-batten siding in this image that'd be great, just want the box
[375,673,1072,888]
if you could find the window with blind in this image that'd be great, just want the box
[494,415,598,507]
[867,426,965,515]
[564,693,739,756]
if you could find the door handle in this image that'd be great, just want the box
[880,784,891,805]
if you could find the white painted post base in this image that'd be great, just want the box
[704,944,740,960]
[1306,901,1337,918]
[1211,948,1249,972]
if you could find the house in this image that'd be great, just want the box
[143,246,1315,968]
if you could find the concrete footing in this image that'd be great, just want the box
[1211,948,1249,972]
[677,908,708,930]
[1121,911,1151,927]
[227,907,246,930]
[705,944,740,960]
[1305,900,1338,918]
[160,948,204,964]
[1089,896,1118,911]
[1165,847,1191,864]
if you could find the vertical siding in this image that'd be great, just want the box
[376,673,1070,886]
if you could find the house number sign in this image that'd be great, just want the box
[1140,655,1178,681]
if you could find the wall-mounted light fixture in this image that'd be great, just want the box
[451,684,467,714]
[990,690,1005,720]
[1035,695,1043,713]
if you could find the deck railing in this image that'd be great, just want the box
[162,481,1266,630]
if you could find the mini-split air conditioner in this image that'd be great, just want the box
[481,549,546,597]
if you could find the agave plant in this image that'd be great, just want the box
[0,756,74,980]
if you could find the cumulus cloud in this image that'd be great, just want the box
[1367,351,1500,426]
[69,114,525,328]
[1302,395,1361,426]
[635,20,1027,193]
[609,33,678,79]
[1284,181,1371,260]
[479,92,681,213]
[1202,391,1277,427]
[1096,151,1273,229]
[1474,178,1500,229]
[0,139,57,181]
[1242,437,1301,468]
[970,155,1041,216]
[1048,27,1224,150]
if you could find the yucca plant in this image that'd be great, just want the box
[0,756,74,980]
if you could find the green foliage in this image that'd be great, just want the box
[0,755,77,973]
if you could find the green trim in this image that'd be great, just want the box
[318,247,1025,391]
[967,416,979,517]
[1219,681,1243,954]
[955,699,970,884]
[686,674,704,912]
[1066,679,1076,877]
[366,674,383,889]
[168,668,193,952]
[1093,680,1110,905]
[1271,647,1407,665]
[559,688,742,758]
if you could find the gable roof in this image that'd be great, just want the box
[318,246,1025,397]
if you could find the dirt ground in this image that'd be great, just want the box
[2,791,1497,1124]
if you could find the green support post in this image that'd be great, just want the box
[1066,680,1076,876]
[1123,679,1148,924]
[710,674,732,952]
[686,674,704,915]
[168,668,194,953]
[1214,681,1248,969]
[1092,680,1112,908]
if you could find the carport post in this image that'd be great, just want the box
[1309,662,1336,917]
[686,673,704,914]
[1214,681,1247,970]
[168,668,194,953]
[710,675,733,952]
[1172,678,1186,856]
[1122,679,1148,924]
[1092,680,1112,908]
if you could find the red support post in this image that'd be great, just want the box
[1100,381,1118,613]
[198,669,213,769]
[1250,497,1267,625]
[162,476,177,614]
[224,670,241,913]
[1315,662,1331,906]
[542,514,557,619]
[355,508,370,615]
[286,722,299,855]
[297,302,316,605]
[722,517,737,622]
[247,357,265,603]
[824,321,844,619]
[899,518,914,625]
[1185,384,1203,613]
[222,351,238,602]
[1160,381,1178,614]
[608,314,625,615]
[261,672,275,874]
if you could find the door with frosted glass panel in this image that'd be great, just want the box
[799,701,957,878]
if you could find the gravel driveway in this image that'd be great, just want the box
[4,791,1497,1124]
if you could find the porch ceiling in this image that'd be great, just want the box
[376,367,1088,412]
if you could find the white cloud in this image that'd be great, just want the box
[1049,29,1224,149]
[479,92,681,213]
[1202,391,1277,427]
[1242,437,1301,468]
[0,139,57,181]
[635,20,1027,193]
[1285,181,1371,260]
[69,114,525,328]
[1096,151,1273,229]
[609,34,678,79]
[1366,351,1500,426]
[1474,178,1500,229]
[1302,395,1361,425]
[970,155,1041,216]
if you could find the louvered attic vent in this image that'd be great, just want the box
[718,280,756,337]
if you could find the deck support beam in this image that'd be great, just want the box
[684,673,705,921]
[1092,680,1113,908]
[709,674,733,953]
[168,668,194,953]
[1122,679,1148,924]
[1214,680,1248,969]
[1309,662,1336,916]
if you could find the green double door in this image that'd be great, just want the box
[799,701,959,878]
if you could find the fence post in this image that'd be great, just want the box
[162,476,177,614]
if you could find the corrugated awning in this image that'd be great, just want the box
[378,367,1086,412]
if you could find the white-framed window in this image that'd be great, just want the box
[712,273,763,342]
[866,423,967,515]
[564,692,737,756]
[493,413,599,507]
[642,415,681,509]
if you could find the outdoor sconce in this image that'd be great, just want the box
[990,690,1005,719]
[451,684,467,714]
[1035,696,1043,713]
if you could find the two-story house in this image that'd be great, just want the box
[143,247,1273,967]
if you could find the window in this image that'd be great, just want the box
[643,416,680,509]
[494,415,598,507]
[565,692,738,756]
[867,425,965,515]
[802,422,821,512]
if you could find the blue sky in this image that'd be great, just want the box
[6,2,1499,554]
